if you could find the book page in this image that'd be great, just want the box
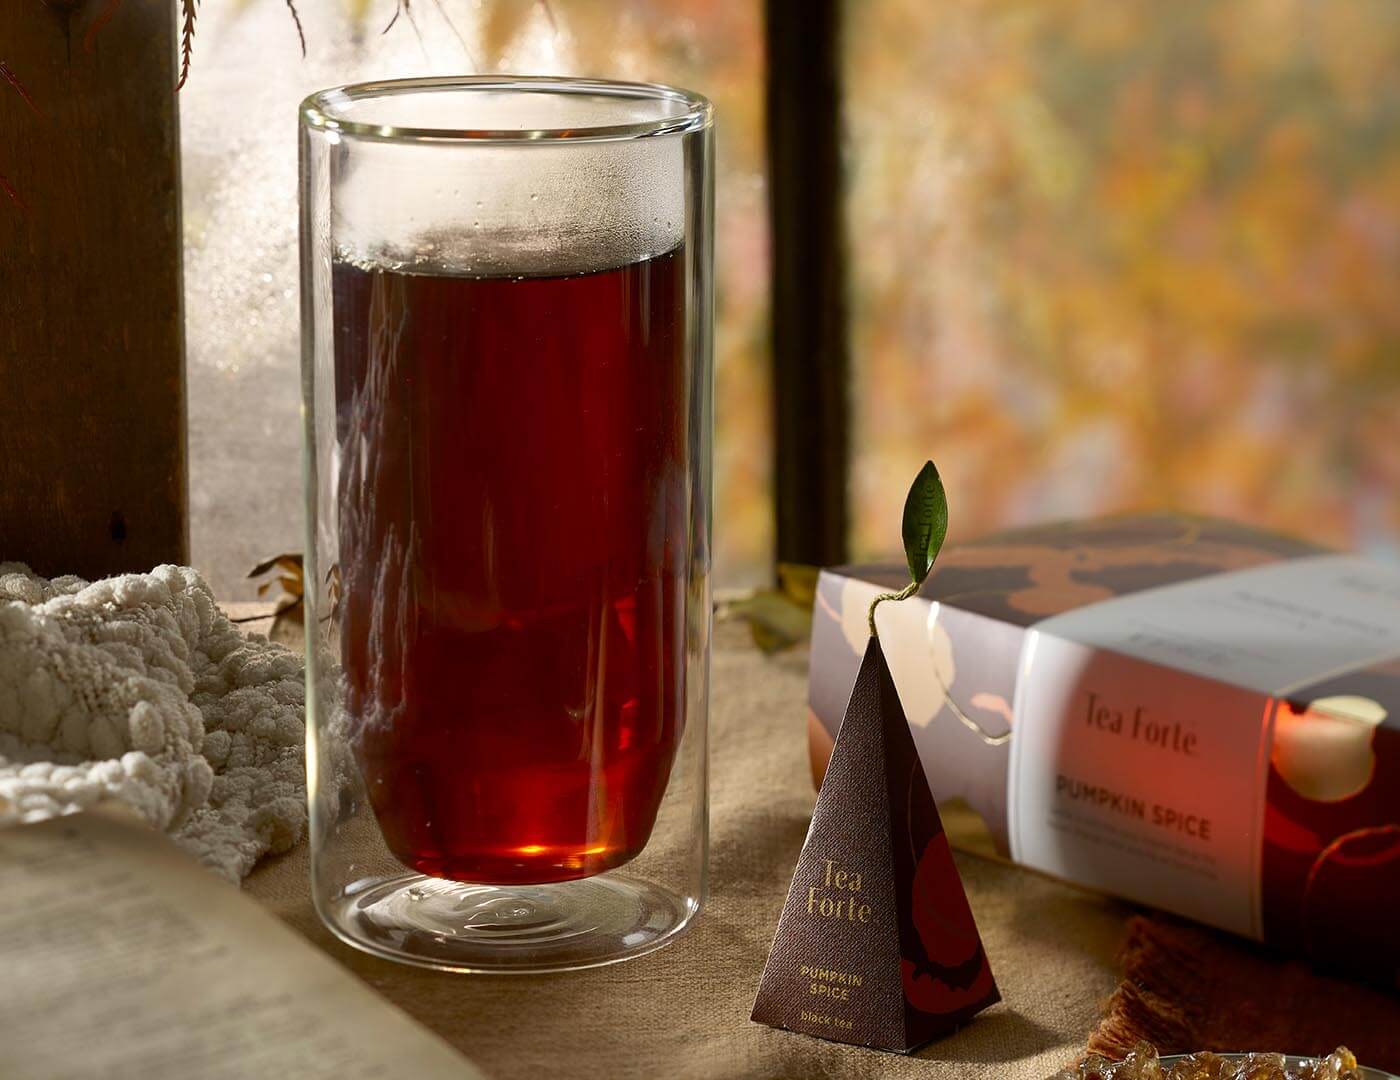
[0,809,485,1080]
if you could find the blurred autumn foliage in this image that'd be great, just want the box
[847,0,1400,561]
[183,0,1396,598]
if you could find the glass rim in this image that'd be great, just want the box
[300,75,713,145]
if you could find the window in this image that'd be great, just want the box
[180,0,1400,597]
[845,0,1400,560]
[183,0,770,597]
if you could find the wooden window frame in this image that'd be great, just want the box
[0,1,188,579]
[764,0,850,572]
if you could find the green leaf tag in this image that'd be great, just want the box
[901,460,948,587]
[868,460,949,638]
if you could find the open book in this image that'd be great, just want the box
[0,808,484,1079]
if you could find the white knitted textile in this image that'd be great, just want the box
[0,563,306,882]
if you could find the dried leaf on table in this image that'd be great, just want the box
[248,552,303,579]
[248,552,305,645]
[716,563,820,654]
[775,562,819,609]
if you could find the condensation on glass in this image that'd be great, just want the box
[299,77,713,972]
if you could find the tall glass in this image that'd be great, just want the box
[299,77,712,973]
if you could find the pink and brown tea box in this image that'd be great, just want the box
[807,513,1400,982]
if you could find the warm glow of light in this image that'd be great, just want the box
[516,842,609,859]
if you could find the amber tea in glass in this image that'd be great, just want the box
[301,76,713,973]
[332,247,688,884]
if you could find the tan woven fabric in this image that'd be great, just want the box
[245,620,1128,1079]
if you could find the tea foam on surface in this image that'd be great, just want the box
[325,86,687,277]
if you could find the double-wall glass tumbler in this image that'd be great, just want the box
[299,77,713,972]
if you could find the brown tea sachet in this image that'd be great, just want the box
[752,636,1000,1053]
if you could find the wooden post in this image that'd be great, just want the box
[0,0,188,579]
[764,0,850,571]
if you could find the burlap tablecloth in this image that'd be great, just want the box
[245,619,1129,1079]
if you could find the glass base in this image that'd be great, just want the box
[322,870,699,973]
